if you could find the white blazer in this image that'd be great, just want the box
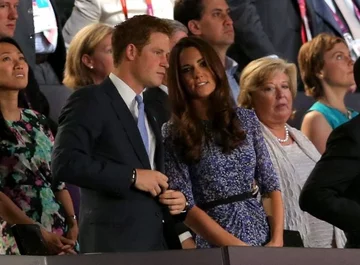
[62,0,175,47]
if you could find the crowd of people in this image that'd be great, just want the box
[0,0,359,255]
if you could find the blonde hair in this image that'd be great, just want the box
[238,57,297,109]
[63,23,114,89]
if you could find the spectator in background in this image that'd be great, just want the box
[15,0,67,86]
[144,19,188,127]
[63,0,175,47]
[226,0,302,73]
[63,23,114,89]
[0,37,77,255]
[163,37,284,248]
[299,33,358,154]
[300,56,360,249]
[239,57,346,248]
[174,0,240,101]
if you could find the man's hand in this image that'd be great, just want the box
[159,190,186,215]
[134,169,169,197]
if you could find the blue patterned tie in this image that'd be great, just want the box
[135,95,149,155]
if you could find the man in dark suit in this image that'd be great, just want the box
[226,0,302,71]
[52,15,186,253]
[299,58,360,248]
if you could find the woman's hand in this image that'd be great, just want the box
[40,229,76,255]
[265,239,283,247]
[159,190,186,215]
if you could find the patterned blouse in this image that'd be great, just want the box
[163,108,281,248]
[0,109,67,255]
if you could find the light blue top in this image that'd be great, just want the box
[308,101,359,129]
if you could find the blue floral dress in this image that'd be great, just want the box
[0,109,68,255]
[163,108,281,248]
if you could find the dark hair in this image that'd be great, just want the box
[174,0,204,34]
[0,37,27,143]
[354,57,360,90]
[112,15,171,66]
[298,33,346,99]
[167,37,246,163]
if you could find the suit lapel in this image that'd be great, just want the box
[146,106,164,173]
[103,78,151,169]
[313,0,343,36]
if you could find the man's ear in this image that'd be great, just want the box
[188,20,202,36]
[125,44,138,61]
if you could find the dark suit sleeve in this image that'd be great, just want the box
[299,124,360,232]
[51,88,133,197]
[227,0,277,59]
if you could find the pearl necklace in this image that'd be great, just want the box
[277,125,289,143]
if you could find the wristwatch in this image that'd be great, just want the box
[181,201,190,214]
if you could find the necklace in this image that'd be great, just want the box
[346,110,352,119]
[277,125,289,143]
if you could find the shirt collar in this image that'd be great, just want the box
[158,84,169,94]
[109,73,142,110]
[225,56,238,75]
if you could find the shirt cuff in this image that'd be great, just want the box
[178,231,193,243]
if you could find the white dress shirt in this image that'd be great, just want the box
[109,73,156,170]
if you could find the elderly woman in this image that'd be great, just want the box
[298,33,358,154]
[63,23,114,89]
[238,57,346,248]
[163,37,284,248]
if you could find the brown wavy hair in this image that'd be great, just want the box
[167,37,246,164]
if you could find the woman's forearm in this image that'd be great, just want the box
[55,189,77,227]
[185,206,247,247]
[0,192,36,225]
[266,190,284,244]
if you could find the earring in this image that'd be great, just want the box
[89,65,94,69]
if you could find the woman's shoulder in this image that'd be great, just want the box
[234,107,259,128]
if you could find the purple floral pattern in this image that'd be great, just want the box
[163,108,281,248]
[0,109,67,255]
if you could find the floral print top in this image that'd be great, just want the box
[163,108,281,248]
[0,109,67,255]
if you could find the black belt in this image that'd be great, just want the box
[198,192,253,211]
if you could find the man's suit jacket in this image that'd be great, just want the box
[51,77,180,253]
[227,0,302,71]
[14,0,66,83]
[299,114,360,248]
[144,87,170,128]
[305,0,360,38]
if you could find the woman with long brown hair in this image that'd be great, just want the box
[163,37,284,248]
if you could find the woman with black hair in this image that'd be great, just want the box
[0,38,77,255]
[163,37,284,248]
